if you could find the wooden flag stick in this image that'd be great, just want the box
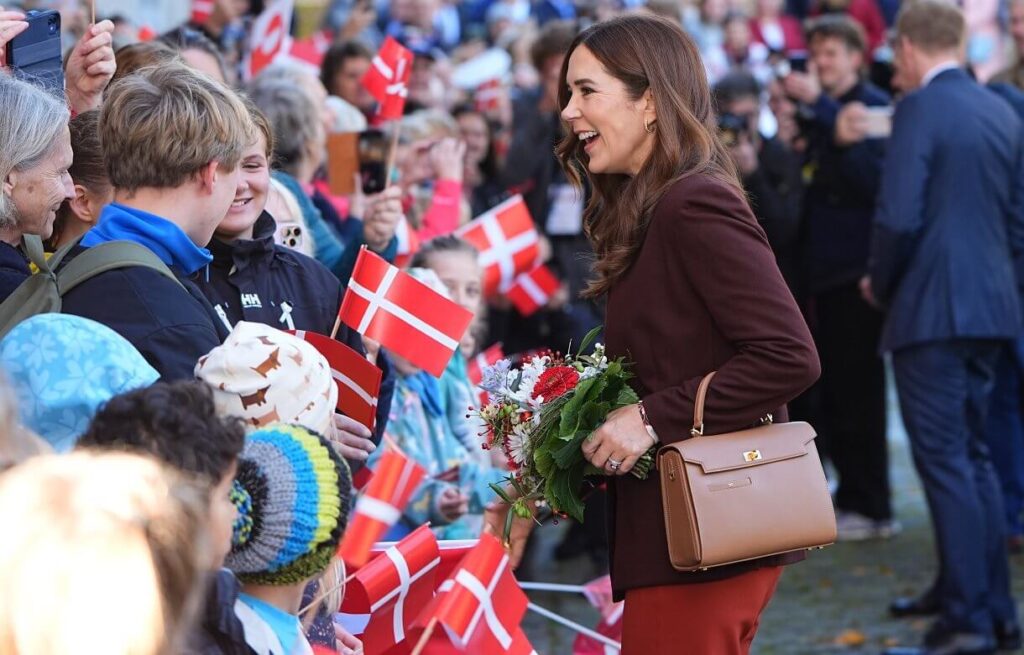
[90,0,96,25]
[410,617,439,655]
[384,122,402,190]
[299,570,357,618]
[330,314,343,340]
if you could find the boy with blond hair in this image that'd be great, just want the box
[59,62,258,380]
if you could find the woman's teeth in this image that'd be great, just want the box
[232,198,252,208]
[578,131,598,141]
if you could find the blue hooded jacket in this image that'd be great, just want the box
[59,204,228,381]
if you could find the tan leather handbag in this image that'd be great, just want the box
[658,372,836,571]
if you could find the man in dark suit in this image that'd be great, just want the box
[868,2,1024,653]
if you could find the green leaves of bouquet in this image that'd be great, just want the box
[480,326,656,527]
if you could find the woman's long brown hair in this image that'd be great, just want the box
[556,14,741,298]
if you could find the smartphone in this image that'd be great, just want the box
[5,10,64,98]
[863,105,894,138]
[358,129,389,195]
[276,223,305,251]
[788,51,809,74]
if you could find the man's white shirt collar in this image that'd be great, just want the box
[922,61,961,87]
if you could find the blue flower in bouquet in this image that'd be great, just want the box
[480,358,513,394]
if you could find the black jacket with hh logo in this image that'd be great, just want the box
[193,211,394,448]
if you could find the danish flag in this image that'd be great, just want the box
[244,0,294,80]
[573,576,624,655]
[338,449,426,567]
[191,0,215,24]
[475,79,503,113]
[290,28,333,67]
[341,525,441,655]
[363,37,413,121]
[506,265,561,317]
[411,534,529,654]
[393,216,420,269]
[289,330,382,431]
[339,248,474,377]
[467,344,504,386]
[456,196,540,297]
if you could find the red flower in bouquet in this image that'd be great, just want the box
[532,366,580,401]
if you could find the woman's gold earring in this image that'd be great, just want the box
[644,117,656,134]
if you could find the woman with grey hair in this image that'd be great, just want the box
[0,75,74,302]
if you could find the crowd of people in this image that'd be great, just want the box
[1,0,1024,653]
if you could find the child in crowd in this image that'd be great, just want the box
[226,423,353,655]
[410,236,493,467]
[0,452,211,655]
[0,314,159,452]
[374,261,504,540]
[194,321,362,651]
[194,99,393,450]
[76,380,248,654]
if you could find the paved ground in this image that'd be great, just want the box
[520,387,1024,653]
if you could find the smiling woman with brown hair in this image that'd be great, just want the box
[556,14,820,653]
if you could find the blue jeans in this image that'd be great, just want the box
[892,339,1016,635]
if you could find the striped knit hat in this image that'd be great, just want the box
[226,423,352,585]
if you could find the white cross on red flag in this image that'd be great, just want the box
[338,448,426,567]
[474,78,503,113]
[340,525,441,655]
[362,36,413,121]
[289,330,381,431]
[290,28,333,67]
[339,248,474,377]
[191,0,215,24]
[506,265,561,317]
[411,533,530,654]
[467,343,504,386]
[456,196,540,297]
[244,0,294,81]
[573,575,623,654]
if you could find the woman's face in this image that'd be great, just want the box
[560,46,656,177]
[4,125,75,240]
[428,251,483,316]
[457,113,490,167]
[216,136,270,241]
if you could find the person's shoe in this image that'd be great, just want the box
[834,510,902,541]
[881,632,996,655]
[994,619,1021,651]
[890,591,942,618]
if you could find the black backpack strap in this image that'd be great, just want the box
[57,241,185,296]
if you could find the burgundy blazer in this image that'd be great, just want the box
[603,174,820,598]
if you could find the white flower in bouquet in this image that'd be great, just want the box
[506,420,532,466]
[512,355,550,405]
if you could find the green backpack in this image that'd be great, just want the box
[0,234,184,340]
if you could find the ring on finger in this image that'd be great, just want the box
[607,457,622,471]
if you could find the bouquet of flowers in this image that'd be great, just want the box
[476,328,656,537]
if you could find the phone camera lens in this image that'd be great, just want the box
[49,20,58,35]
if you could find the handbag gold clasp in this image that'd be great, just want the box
[743,450,763,462]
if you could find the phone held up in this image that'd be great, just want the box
[5,9,65,98]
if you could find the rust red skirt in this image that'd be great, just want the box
[621,566,783,655]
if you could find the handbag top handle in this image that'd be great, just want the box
[690,372,717,437]
[690,371,773,438]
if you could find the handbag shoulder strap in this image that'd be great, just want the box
[691,371,717,437]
